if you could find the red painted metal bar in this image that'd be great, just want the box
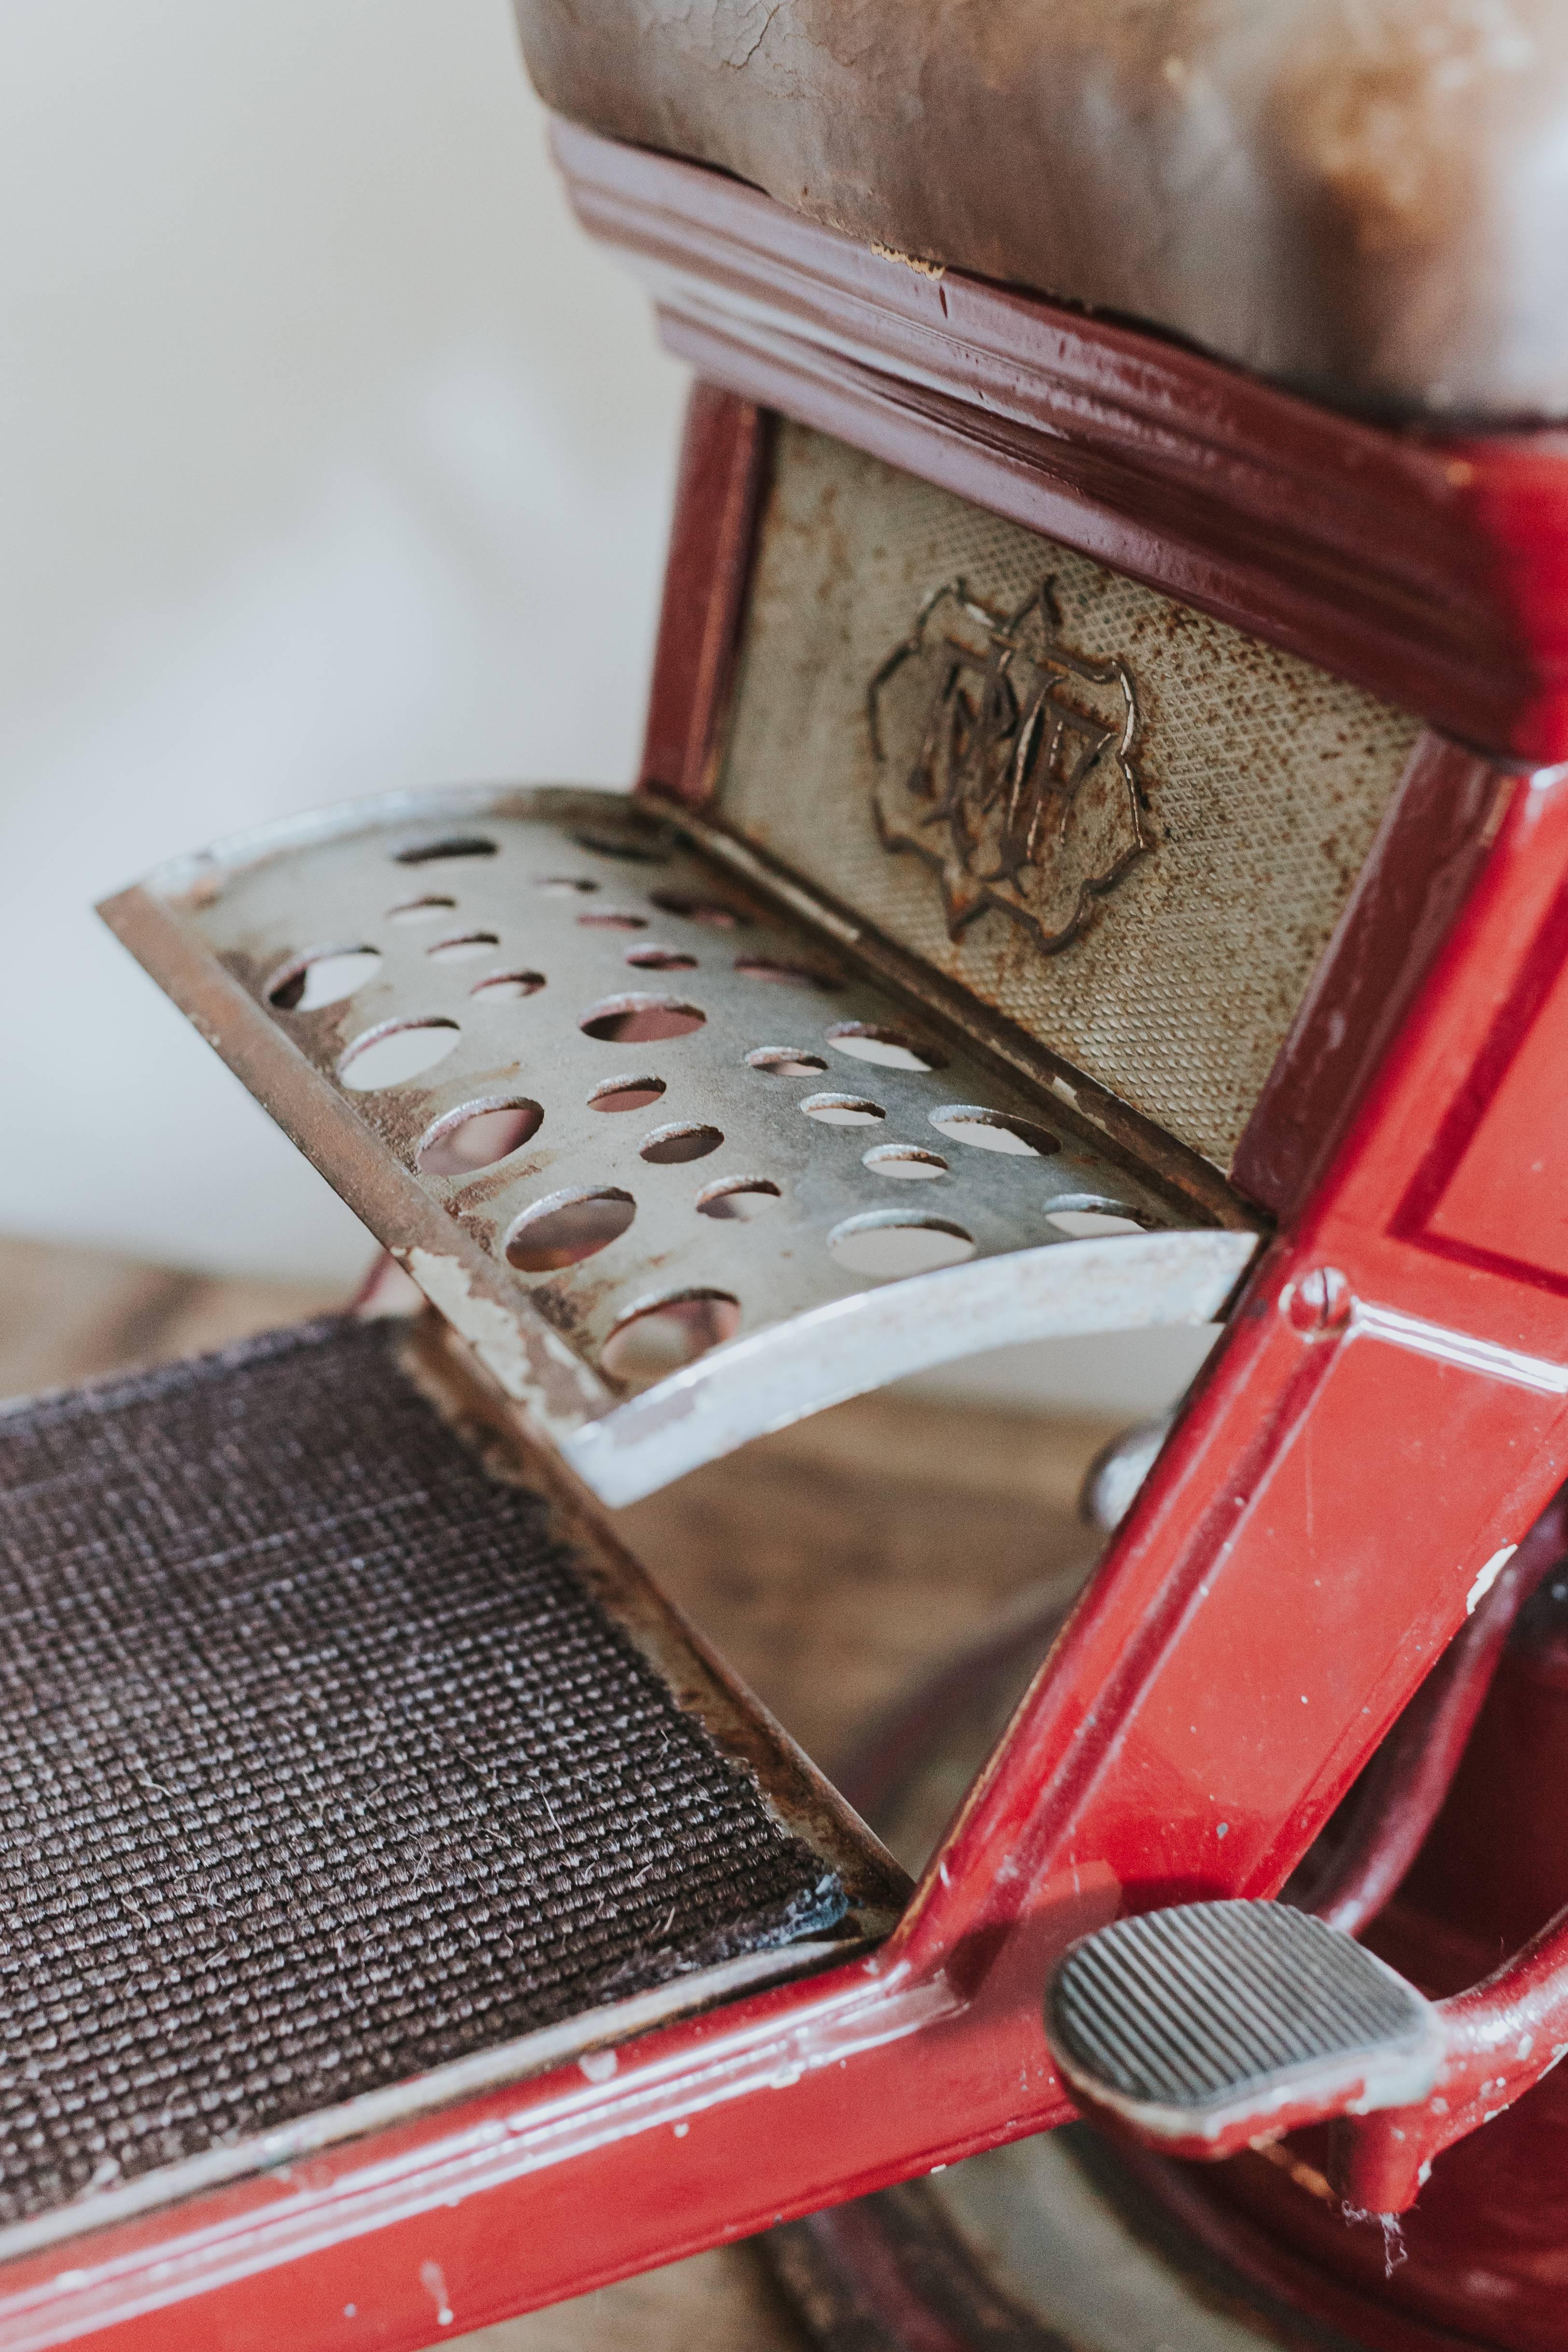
[1339,1904,1568,2213]
[1308,1507,1566,1937]
[637,383,769,808]
[6,771,1568,2345]
[553,118,1568,767]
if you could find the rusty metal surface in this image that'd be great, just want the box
[674,808,1251,1232]
[766,2179,1068,2351]
[100,786,1256,1505]
[766,2132,1348,2352]
[716,424,1421,1176]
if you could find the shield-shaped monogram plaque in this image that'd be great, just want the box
[868,580,1154,954]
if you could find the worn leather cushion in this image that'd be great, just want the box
[515,0,1568,421]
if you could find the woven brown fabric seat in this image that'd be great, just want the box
[0,1317,841,2225]
[516,0,1568,420]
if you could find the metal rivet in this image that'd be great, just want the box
[1284,1267,1352,1334]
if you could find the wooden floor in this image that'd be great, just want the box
[0,1234,1116,2352]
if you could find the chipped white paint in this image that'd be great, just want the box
[0,1969,964,2325]
[404,1246,602,1430]
[578,2049,618,2085]
[419,2259,453,2327]
[1467,1544,1517,1614]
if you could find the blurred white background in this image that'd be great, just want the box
[1,0,684,1274]
[1,0,1209,1414]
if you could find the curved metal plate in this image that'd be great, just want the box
[100,786,1256,1503]
[569,1230,1252,1506]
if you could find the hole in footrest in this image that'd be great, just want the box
[505,1187,636,1272]
[602,1289,742,1382]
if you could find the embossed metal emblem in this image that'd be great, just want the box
[868,579,1154,954]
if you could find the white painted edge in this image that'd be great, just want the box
[5,1969,960,2336]
[567,1230,1258,1508]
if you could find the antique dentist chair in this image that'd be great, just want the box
[7,5,1568,2346]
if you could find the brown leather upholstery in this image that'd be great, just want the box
[515,0,1568,421]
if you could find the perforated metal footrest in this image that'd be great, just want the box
[99,788,1256,1504]
[1046,1901,1443,2159]
[0,1315,901,2255]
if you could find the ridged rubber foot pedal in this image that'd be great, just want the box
[98,788,1257,1505]
[1046,1900,1443,2159]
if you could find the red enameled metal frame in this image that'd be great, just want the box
[1339,1903,1568,2213]
[557,121,1568,771]
[16,122,1568,2352]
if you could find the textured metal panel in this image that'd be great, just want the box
[102,788,1255,1503]
[717,425,1422,1171]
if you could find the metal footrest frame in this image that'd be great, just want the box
[43,756,1568,2352]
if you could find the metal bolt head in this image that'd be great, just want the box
[1285,1266,1352,1335]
